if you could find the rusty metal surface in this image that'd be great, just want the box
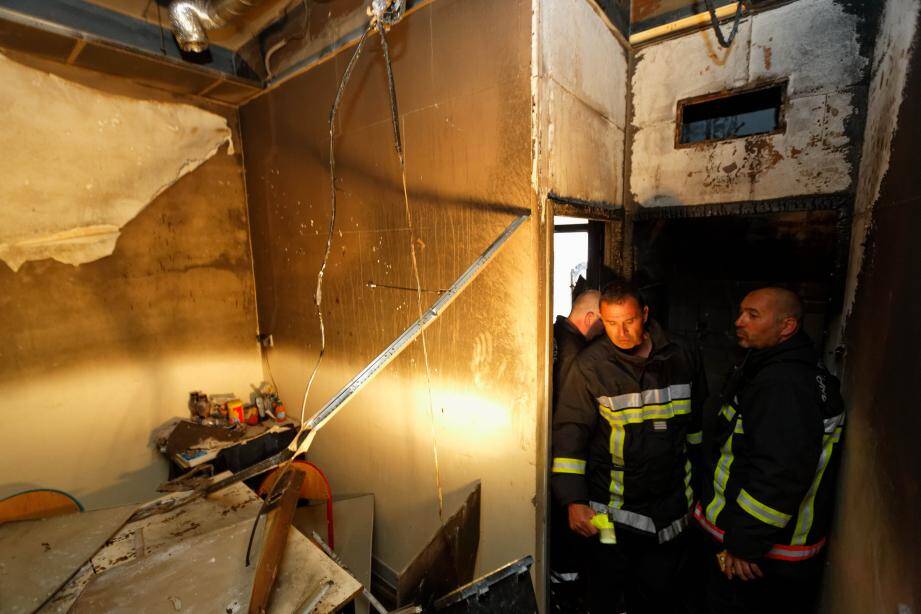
[239,0,540,579]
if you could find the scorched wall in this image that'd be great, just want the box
[240,0,543,581]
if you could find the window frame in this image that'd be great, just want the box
[674,79,789,149]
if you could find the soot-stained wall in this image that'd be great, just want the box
[0,56,262,509]
[240,0,542,579]
[630,0,869,207]
[537,0,629,206]
[824,0,921,611]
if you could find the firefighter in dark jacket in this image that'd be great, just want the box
[550,289,604,611]
[695,287,845,614]
[553,289,604,407]
[552,280,707,614]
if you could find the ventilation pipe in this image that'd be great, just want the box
[168,0,269,53]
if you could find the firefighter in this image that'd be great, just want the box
[553,289,604,407]
[550,289,604,612]
[694,287,845,614]
[551,280,707,614]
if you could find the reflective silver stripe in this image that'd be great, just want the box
[823,412,845,434]
[737,488,792,528]
[686,430,703,445]
[597,384,692,412]
[551,457,587,475]
[550,571,580,583]
[590,501,688,544]
[657,515,688,543]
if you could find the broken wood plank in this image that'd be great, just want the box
[250,467,306,613]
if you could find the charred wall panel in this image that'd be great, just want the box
[824,0,921,611]
[538,0,629,206]
[630,0,869,208]
[240,0,541,578]
[0,59,262,508]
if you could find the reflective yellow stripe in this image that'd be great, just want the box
[734,420,745,434]
[552,457,586,475]
[686,430,703,445]
[737,488,792,528]
[721,404,736,421]
[706,426,735,524]
[607,412,626,509]
[684,459,694,507]
[791,425,843,544]
[597,394,693,511]
[599,399,692,425]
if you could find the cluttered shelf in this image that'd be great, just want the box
[154,385,298,478]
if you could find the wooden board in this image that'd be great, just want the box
[57,479,359,613]
[0,505,136,614]
[293,495,374,614]
[250,467,305,613]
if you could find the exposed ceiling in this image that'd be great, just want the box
[82,0,296,50]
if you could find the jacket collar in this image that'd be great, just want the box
[603,317,674,364]
[555,315,584,339]
[745,330,816,374]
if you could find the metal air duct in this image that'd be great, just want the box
[168,0,268,53]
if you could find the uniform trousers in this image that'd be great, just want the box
[586,528,703,614]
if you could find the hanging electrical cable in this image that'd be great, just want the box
[703,0,752,48]
[375,4,447,526]
[297,22,374,427]
[245,18,377,568]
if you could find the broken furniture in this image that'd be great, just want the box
[160,418,297,477]
[259,460,335,549]
[295,495,375,614]
[0,504,136,613]
[18,475,362,613]
[432,556,537,614]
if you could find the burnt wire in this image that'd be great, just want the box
[703,0,751,48]
[297,23,374,427]
[245,24,375,567]
[377,18,447,526]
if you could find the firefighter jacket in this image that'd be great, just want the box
[551,319,707,543]
[694,330,845,562]
[553,315,588,410]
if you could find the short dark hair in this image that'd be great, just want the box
[600,279,645,309]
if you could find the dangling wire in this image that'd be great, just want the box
[245,23,376,568]
[297,23,374,427]
[703,0,751,48]
[377,15,447,527]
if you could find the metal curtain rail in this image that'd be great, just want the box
[293,212,529,452]
[132,212,529,518]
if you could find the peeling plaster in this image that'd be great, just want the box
[630,0,868,207]
[842,0,920,318]
[0,53,232,272]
